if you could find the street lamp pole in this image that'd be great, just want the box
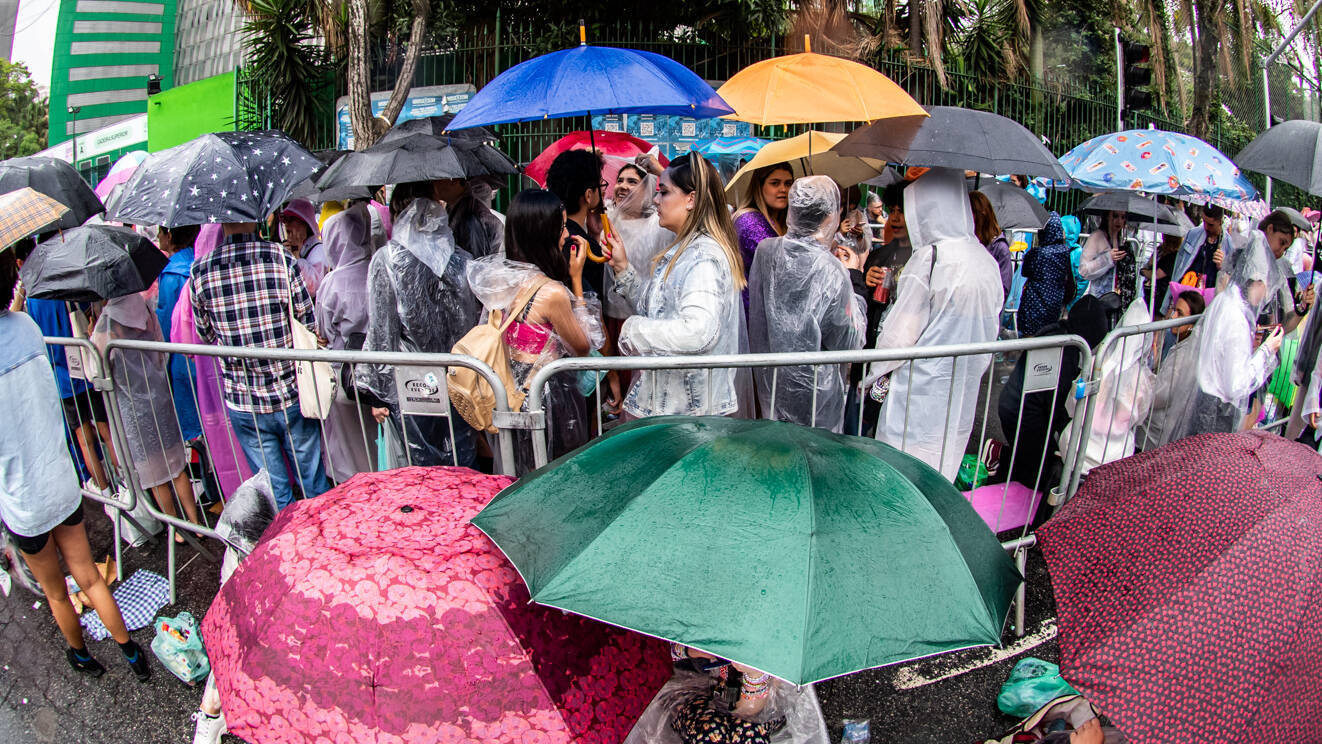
[66,105,82,173]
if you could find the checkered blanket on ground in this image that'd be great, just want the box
[79,570,170,641]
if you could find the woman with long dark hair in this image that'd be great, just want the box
[467,189,604,474]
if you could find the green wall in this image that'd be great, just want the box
[147,71,236,151]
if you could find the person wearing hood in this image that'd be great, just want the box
[280,198,327,299]
[747,176,866,432]
[1058,298,1155,476]
[1017,213,1076,337]
[1137,289,1205,451]
[434,177,504,259]
[1062,215,1088,309]
[604,162,673,327]
[1168,219,1287,441]
[468,189,605,475]
[997,295,1109,490]
[357,183,479,468]
[865,168,1005,479]
[91,292,204,537]
[314,203,378,482]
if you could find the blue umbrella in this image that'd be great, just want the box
[692,137,770,156]
[1058,129,1256,200]
[447,28,733,130]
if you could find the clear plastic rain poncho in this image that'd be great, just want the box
[613,232,745,418]
[214,469,277,582]
[604,173,674,320]
[1165,231,1282,439]
[623,669,829,744]
[91,293,187,489]
[355,198,479,466]
[467,255,605,474]
[866,168,1005,480]
[1060,298,1154,474]
[1137,315,1200,451]
[1077,223,1137,302]
[748,176,866,432]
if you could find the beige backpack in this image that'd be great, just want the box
[449,277,550,433]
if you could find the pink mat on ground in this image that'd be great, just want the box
[964,481,1042,532]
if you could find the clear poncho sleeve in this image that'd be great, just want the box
[572,293,606,351]
[1195,290,1278,407]
[355,249,404,407]
[866,247,935,383]
[618,256,725,356]
[1077,231,1115,280]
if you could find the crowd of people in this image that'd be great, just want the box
[4,132,1322,743]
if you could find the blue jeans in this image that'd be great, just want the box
[228,403,330,509]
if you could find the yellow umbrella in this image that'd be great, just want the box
[724,131,888,199]
[717,37,927,125]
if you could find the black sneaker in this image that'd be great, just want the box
[120,641,150,682]
[66,647,105,678]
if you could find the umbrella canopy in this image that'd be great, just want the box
[287,149,372,202]
[692,136,770,156]
[472,416,1021,686]
[1078,192,1184,226]
[716,44,927,125]
[0,156,103,229]
[1038,431,1322,744]
[316,135,518,194]
[378,114,499,145]
[1275,205,1313,232]
[0,188,70,249]
[1059,129,1254,200]
[835,106,1068,180]
[19,224,167,302]
[203,467,671,744]
[724,130,888,199]
[93,150,149,200]
[446,42,732,130]
[524,130,668,188]
[974,181,1050,230]
[108,130,320,228]
[1234,119,1322,195]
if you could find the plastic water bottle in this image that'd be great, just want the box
[841,719,870,743]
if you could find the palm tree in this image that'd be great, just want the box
[235,0,332,147]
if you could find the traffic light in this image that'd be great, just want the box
[1121,40,1153,113]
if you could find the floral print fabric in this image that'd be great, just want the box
[203,466,671,744]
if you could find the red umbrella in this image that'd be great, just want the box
[524,130,668,188]
[203,467,671,744]
[1038,431,1322,744]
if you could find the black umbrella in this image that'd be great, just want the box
[1276,206,1312,232]
[381,114,499,145]
[974,181,1050,230]
[107,130,320,228]
[19,224,167,302]
[833,106,1069,181]
[1235,119,1322,196]
[288,150,372,202]
[0,156,103,229]
[315,135,517,193]
[1079,192,1187,237]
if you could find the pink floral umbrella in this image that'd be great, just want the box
[203,467,671,744]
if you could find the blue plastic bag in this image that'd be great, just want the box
[151,611,210,684]
[996,657,1079,718]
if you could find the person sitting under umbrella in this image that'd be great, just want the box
[279,199,326,299]
[747,176,866,433]
[1137,289,1205,451]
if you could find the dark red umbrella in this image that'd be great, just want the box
[1038,431,1322,744]
[203,467,671,743]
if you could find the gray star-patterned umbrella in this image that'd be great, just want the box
[107,130,320,228]
[0,156,104,229]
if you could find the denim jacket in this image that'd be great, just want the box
[613,234,743,417]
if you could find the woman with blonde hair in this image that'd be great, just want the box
[607,152,747,418]
[732,162,793,309]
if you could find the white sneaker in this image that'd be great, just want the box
[191,710,227,744]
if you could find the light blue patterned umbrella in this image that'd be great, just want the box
[1058,129,1256,200]
[692,137,770,156]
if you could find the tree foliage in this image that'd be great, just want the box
[236,0,334,147]
[0,61,47,159]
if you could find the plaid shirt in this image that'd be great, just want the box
[190,233,315,414]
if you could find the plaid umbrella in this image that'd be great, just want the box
[1038,431,1322,744]
[0,187,69,249]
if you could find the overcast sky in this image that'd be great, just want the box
[12,0,58,96]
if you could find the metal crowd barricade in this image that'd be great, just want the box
[41,335,155,584]
[1062,313,1205,501]
[524,334,1095,637]
[101,339,516,602]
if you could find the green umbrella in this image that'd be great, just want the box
[472,416,1021,685]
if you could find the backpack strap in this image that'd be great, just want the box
[497,277,552,334]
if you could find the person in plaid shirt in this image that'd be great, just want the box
[190,221,330,508]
